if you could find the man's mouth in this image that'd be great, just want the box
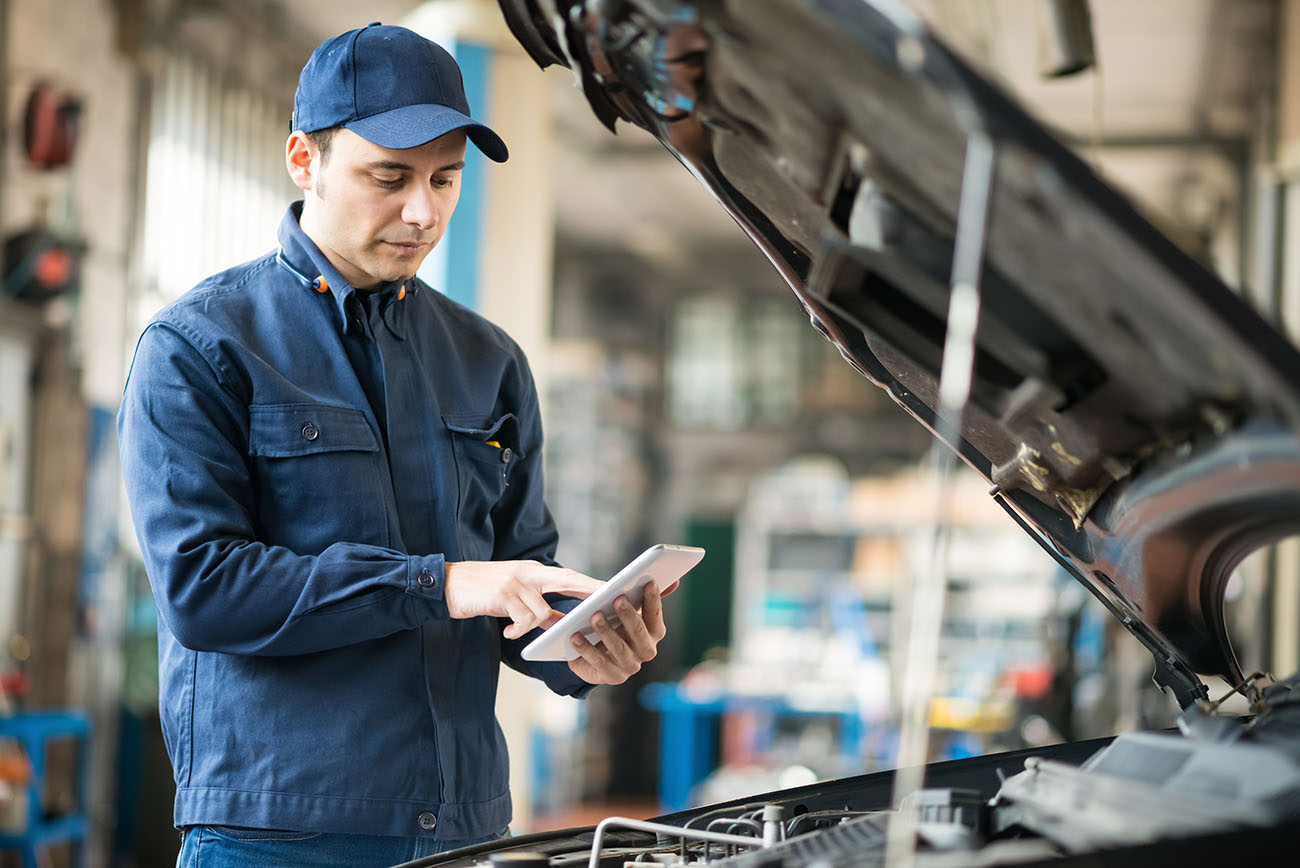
[384,241,429,255]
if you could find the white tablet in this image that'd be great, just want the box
[521,544,705,662]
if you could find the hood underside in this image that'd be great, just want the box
[501,0,1300,705]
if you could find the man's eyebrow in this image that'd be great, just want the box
[362,159,465,172]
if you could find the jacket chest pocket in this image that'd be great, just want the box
[248,403,385,551]
[443,412,522,560]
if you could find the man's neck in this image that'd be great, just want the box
[297,204,381,291]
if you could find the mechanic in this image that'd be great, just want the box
[117,22,669,868]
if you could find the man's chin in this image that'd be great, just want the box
[368,261,420,286]
[376,254,430,283]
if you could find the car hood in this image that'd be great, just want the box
[500,0,1300,706]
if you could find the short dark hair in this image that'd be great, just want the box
[306,127,340,165]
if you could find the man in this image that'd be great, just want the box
[118,23,669,867]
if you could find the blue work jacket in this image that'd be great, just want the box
[117,203,590,840]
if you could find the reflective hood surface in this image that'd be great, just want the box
[500,0,1300,704]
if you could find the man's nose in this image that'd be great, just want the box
[402,185,439,230]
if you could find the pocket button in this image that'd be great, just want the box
[418,812,437,831]
[301,422,319,441]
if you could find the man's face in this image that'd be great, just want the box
[294,127,468,290]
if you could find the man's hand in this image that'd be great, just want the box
[567,582,669,685]
[444,560,604,639]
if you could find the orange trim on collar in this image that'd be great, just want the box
[314,276,329,294]
[398,284,406,300]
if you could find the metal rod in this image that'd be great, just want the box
[884,129,997,868]
[587,817,763,868]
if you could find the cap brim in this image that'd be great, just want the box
[346,103,508,162]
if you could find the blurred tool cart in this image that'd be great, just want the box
[0,710,91,867]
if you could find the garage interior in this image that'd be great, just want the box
[2,0,1300,865]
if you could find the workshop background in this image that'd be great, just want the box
[1,0,1299,865]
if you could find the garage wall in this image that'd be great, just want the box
[3,0,136,405]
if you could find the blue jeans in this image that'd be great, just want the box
[176,825,508,867]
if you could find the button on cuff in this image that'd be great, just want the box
[408,559,443,594]
[407,557,449,620]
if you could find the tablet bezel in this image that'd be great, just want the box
[520,543,705,662]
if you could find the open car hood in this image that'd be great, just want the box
[499,0,1300,706]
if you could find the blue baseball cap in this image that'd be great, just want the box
[293,22,508,162]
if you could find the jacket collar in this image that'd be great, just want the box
[275,202,410,340]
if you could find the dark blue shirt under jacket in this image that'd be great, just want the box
[117,202,590,840]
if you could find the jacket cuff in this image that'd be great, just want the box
[550,668,596,698]
[406,555,449,620]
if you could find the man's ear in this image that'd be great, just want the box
[286,131,317,193]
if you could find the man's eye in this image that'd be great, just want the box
[374,177,403,189]
[432,177,454,189]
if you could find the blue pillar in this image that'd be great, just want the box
[417,40,491,312]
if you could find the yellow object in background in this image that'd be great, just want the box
[929,696,1014,734]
